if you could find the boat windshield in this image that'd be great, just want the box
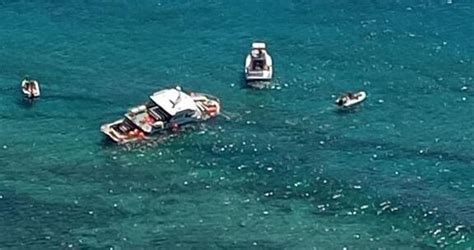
[251,58,267,71]
[148,106,172,121]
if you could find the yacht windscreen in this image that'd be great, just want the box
[148,106,172,121]
[145,101,156,109]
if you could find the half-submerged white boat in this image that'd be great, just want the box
[101,86,221,144]
[245,42,273,81]
[335,91,367,108]
[21,79,40,98]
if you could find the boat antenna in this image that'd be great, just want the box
[171,86,182,108]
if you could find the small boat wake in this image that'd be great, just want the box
[246,80,272,89]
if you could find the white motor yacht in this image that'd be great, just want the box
[244,42,273,81]
[101,86,221,144]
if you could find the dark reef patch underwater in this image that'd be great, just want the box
[0,0,472,248]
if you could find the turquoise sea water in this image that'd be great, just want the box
[1,0,473,248]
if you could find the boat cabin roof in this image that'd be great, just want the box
[252,42,266,50]
[149,88,198,116]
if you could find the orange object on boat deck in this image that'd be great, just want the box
[206,104,218,117]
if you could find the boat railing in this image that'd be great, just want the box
[191,92,220,103]
[247,70,265,75]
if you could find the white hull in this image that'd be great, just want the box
[21,80,40,98]
[245,69,273,81]
[245,54,273,81]
[101,119,131,144]
[101,88,221,144]
[244,43,273,81]
[336,91,367,108]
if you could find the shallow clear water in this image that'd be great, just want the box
[0,0,473,248]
